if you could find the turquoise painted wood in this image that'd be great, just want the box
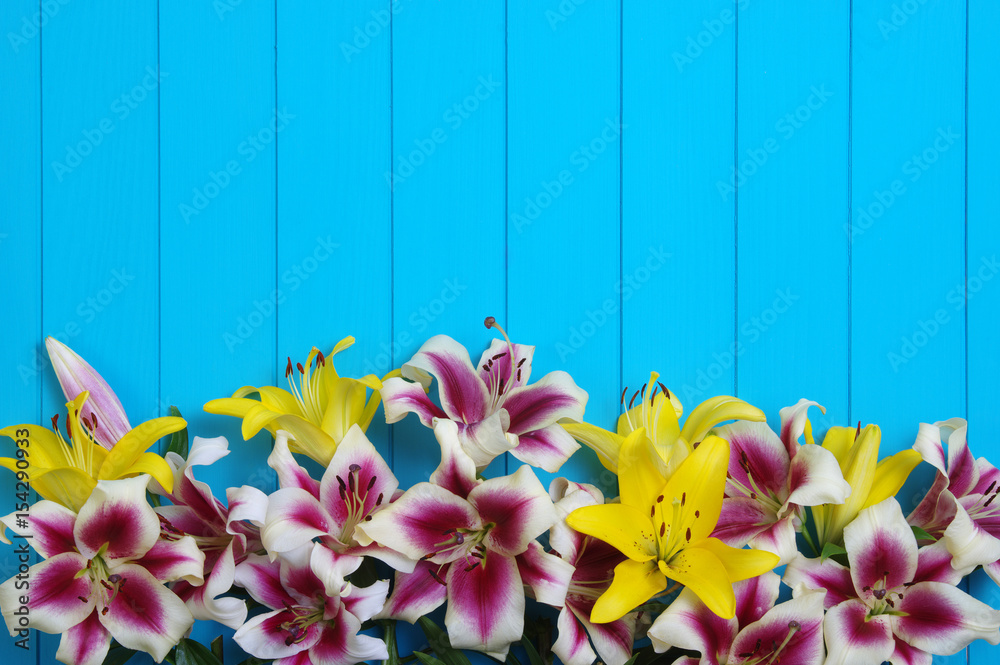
[2,2,998,664]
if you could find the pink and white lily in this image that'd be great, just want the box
[548,479,635,665]
[234,543,389,665]
[356,419,569,658]
[712,400,851,563]
[259,426,414,594]
[784,497,1000,665]
[907,417,1000,583]
[648,571,826,665]
[0,476,202,665]
[153,435,266,629]
[380,327,588,472]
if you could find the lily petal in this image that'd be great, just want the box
[553,606,598,665]
[680,396,765,446]
[712,496,776,550]
[74,476,160,564]
[695,538,779,584]
[56,611,111,665]
[477,339,535,390]
[308,606,388,664]
[309,545,363,598]
[401,335,490,423]
[648,586,736,663]
[565,503,658,563]
[728,587,825,665]
[100,563,194,663]
[617,427,668,518]
[380,377,447,427]
[734,571,782,628]
[135,536,205,585]
[717,420,789,499]
[357,483,480,563]
[445,549,524,658]
[269,431,321,499]
[234,608,320,660]
[892,581,1000,655]
[504,371,588,434]
[561,422,623,474]
[822,599,894,665]
[943,503,1000,576]
[261,487,331,555]
[234,553,297,610]
[592,559,665,624]
[568,600,636,665]
[508,425,581,473]
[914,540,971,585]
[842,497,917,603]
[341,579,390,624]
[178,541,247,629]
[430,419,481,499]
[783,553,856,609]
[46,338,132,449]
[98,417,186,489]
[320,424,398,541]
[784,442,852,509]
[778,398,824,456]
[517,541,574,607]
[0,552,94,635]
[865,449,922,509]
[0,500,77,557]
[471,465,556,556]
[376,561,449,623]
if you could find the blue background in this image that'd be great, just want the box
[2,1,998,663]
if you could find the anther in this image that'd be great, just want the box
[349,463,361,473]
[873,588,887,600]
[367,476,377,491]
[348,474,356,492]
[659,523,666,537]
[77,595,89,603]
[685,527,691,542]
[695,510,700,518]
[620,387,629,404]
[629,389,641,409]
[285,357,293,378]
[658,382,670,398]
[517,358,526,368]
[51,414,59,430]
[296,362,305,374]
[656,495,664,503]
[376,493,384,506]
[492,353,506,360]
[681,492,686,506]
[317,350,325,366]
[429,569,447,586]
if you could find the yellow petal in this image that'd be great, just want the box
[565,503,658,562]
[31,467,97,511]
[819,426,856,465]
[696,537,779,582]
[680,396,766,445]
[591,559,665,624]
[256,386,303,416]
[320,379,368,441]
[241,403,282,440]
[268,414,338,466]
[662,546,736,619]
[118,451,175,494]
[617,427,667,513]
[561,422,623,473]
[1,425,69,468]
[661,435,730,551]
[865,449,921,509]
[98,416,186,481]
[204,396,259,418]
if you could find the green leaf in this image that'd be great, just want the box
[417,617,471,665]
[383,620,401,665]
[175,638,223,665]
[413,652,448,665]
[236,658,267,665]
[911,525,937,542]
[210,635,224,663]
[165,406,189,458]
[103,644,138,665]
[520,636,546,665]
[505,651,523,665]
[622,654,640,665]
[820,541,848,561]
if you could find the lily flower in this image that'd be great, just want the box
[259,426,415,594]
[204,336,384,466]
[153,435,266,629]
[0,476,203,665]
[809,422,921,549]
[356,419,568,659]
[711,401,851,564]
[562,371,765,477]
[234,543,389,665]
[647,571,826,665]
[784,497,1000,665]
[0,392,185,511]
[379,319,588,472]
[566,428,779,622]
[548,479,635,665]
[907,418,1000,583]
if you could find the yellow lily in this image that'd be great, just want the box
[810,423,922,548]
[0,392,184,511]
[562,371,765,478]
[204,336,386,466]
[566,428,779,622]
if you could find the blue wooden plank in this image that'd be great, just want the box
[159,2,276,659]
[507,0,620,494]
[391,1,506,488]
[736,4,849,433]
[39,2,160,662]
[851,2,967,663]
[275,1,392,462]
[0,1,40,661]
[967,0,1000,657]
[622,0,736,452]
